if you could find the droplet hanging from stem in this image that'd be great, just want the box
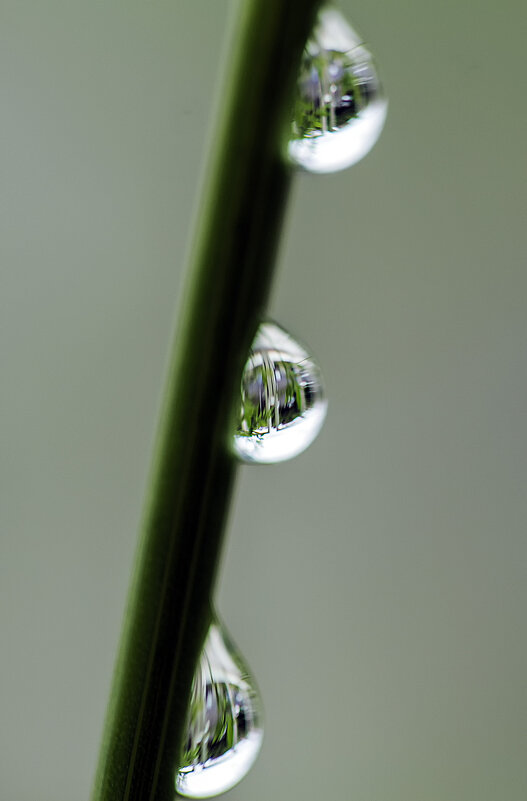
[289,5,387,173]
[176,617,264,798]
[234,321,327,464]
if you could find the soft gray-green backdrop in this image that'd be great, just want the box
[1,1,526,800]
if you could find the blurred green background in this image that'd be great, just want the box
[1,1,526,800]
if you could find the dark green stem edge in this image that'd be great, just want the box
[91,2,322,800]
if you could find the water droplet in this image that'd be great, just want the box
[176,618,263,798]
[289,6,387,173]
[234,321,327,464]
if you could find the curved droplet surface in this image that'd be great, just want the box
[176,618,263,798]
[234,321,327,464]
[289,6,387,173]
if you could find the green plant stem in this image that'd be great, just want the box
[91,1,322,800]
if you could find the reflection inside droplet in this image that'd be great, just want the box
[176,618,263,799]
[289,6,387,173]
[234,321,327,464]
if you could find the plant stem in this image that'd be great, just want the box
[91,1,322,800]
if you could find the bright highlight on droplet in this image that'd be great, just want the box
[176,619,263,799]
[234,321,327,464]
[289,6,387,173]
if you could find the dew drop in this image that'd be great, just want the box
[176,618,263,799]
[234,321,327,464]
[289,6,387,173]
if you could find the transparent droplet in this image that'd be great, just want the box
[289,6,387,173]
[234,321,327,464]
[176,618,263,799]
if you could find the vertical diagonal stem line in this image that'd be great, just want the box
[91,1,322,800]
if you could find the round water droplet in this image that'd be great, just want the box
[176,618,263,799]
[289,6,387,173]
[234,321,327,464]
